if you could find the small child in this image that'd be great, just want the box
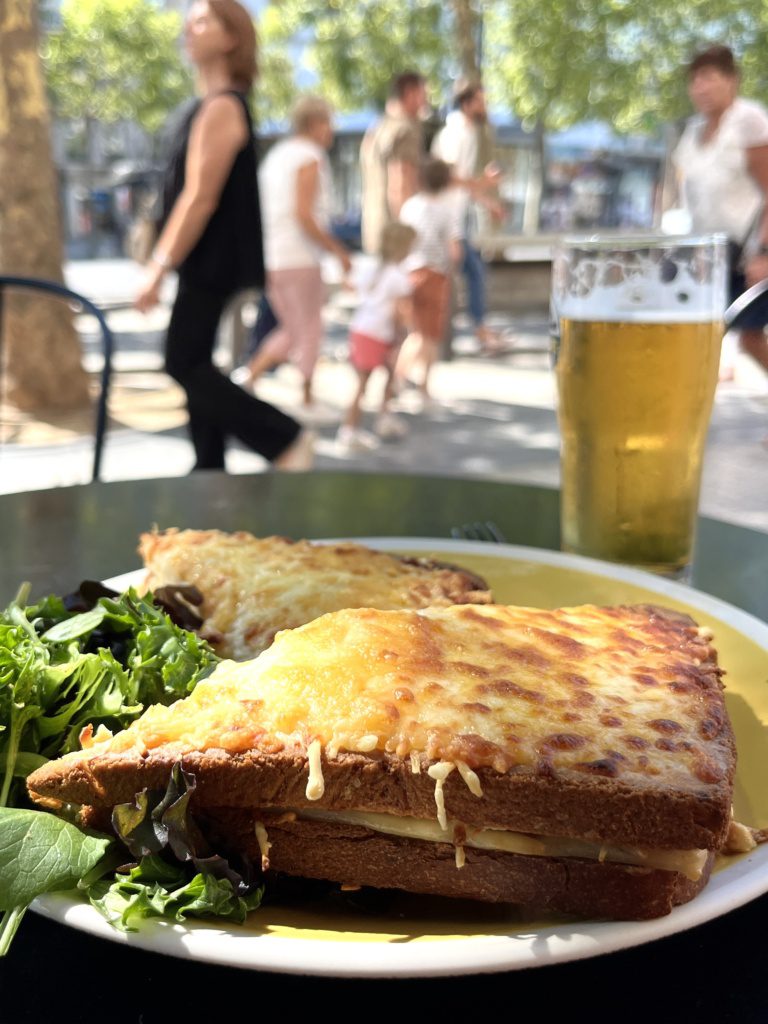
[397,158,462,399]
[337,222,417,450]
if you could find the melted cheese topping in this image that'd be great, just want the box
[298,808,708,881]
[80,603,728,793]
[139,529,490,659]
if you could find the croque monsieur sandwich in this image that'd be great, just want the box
[27,602,736,921]
[139,529,492,658]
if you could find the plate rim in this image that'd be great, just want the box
[32,538,768,977]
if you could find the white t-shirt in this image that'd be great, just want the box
[259,136,332,270]
[399,192,461,274]
[673,97,768,244]
[432,110,478,179]
[349,261,413,343]
[431,110,479,235]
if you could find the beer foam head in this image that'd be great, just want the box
[553,235,728,323]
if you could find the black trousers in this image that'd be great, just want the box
[165,279,300,470]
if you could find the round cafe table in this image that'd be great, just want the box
[0,471,766,1022]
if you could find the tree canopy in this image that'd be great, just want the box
[482,0,768,133]
[258,0,451,115]
[43,0,192,135]
[257,0,768,134]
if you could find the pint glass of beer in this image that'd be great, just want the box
[552,235,727,579]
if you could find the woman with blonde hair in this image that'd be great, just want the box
[244,95,352,409]
[135,0,311,470]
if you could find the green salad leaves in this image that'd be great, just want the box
[0,583,218,808]
[86,765,263,931]
[0,582,234,955]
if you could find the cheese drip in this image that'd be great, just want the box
[306,739,325,800]
[427,762,455,830]
[254,822,271,871]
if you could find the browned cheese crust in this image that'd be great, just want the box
[27,602,736,851]
[199,811,715,920]
[138,529,493,658]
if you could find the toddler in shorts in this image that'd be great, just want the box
[337,222,417,450]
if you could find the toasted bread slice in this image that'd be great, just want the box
[138,529,492,658]
[28,603,735,854]
[199,810,717,920]
[76,800,716,920]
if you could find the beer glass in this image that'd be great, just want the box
[552,234,727,579]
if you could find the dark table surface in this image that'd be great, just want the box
[1,471,766,1023]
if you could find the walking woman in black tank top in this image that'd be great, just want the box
[134,0,311,471]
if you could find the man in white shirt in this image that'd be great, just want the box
[432,80,504,352]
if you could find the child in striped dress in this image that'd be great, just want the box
[337,222,417,450]
[397,159,463,400]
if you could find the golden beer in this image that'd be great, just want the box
[556,318,722,574]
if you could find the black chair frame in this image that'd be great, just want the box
[0,275,115,482]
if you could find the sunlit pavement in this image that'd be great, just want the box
[0,260,766,535]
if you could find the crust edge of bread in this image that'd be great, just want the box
[28,744,734,851]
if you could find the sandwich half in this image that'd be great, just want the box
[28,602,736,921]
[138,529,492,658]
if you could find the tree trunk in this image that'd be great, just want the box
[450,0,481,82]
[522,118,546,234]
[0,0,90,411]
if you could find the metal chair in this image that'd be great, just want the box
[0,275,115,482]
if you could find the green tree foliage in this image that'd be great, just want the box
[42,0,192,135]
[259,0,451,113]
[484,0,768,135]
[613,0,768,131]
[484,0,627,132]
[254,11,300,125]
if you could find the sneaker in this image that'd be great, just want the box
[375,412,408,439]
[336,424,380,452]
[274,429,315,471]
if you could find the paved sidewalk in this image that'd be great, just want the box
[1,262,767,534]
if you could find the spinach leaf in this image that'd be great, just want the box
[0,808,111,956]
[41,607,107,643]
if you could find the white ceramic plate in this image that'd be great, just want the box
[33,539,768,977]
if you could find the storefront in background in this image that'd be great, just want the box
[52,109,667,259]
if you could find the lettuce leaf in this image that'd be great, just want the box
[0,584,221,954]
[86,765,263,931]
[0,585,219,808]
[86,859,263,931]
